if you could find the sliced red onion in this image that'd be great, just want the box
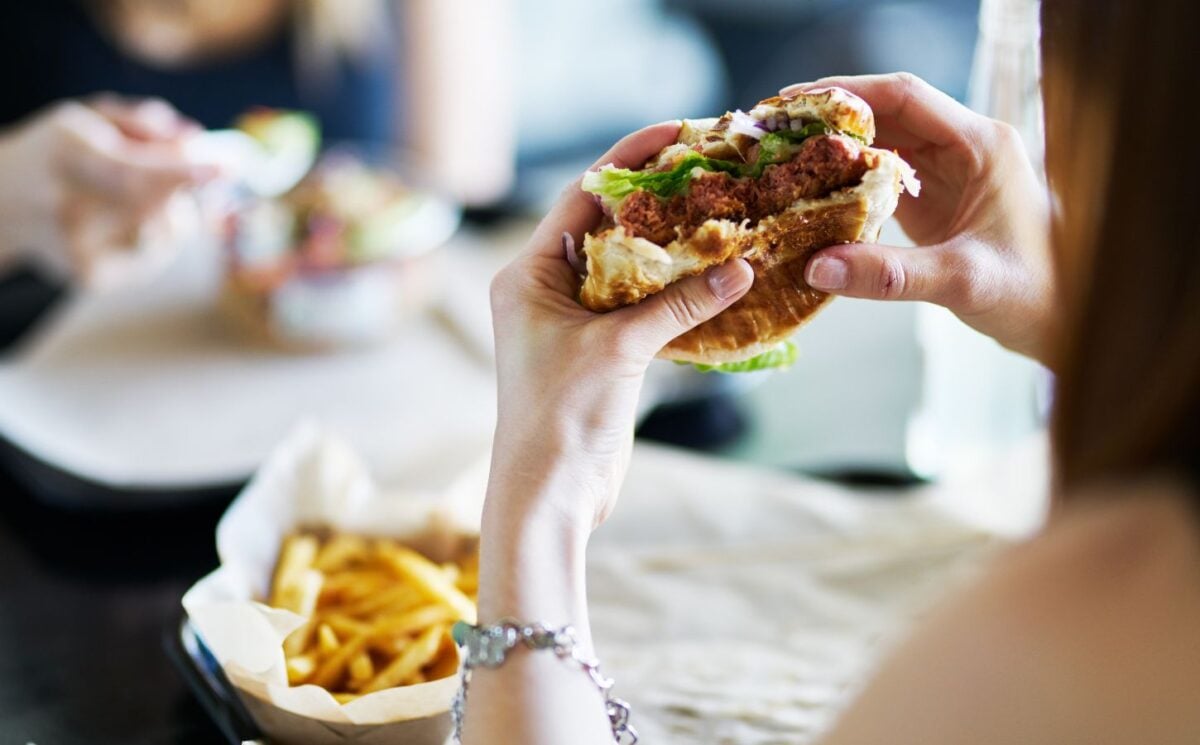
[729,110,766,140]
[588,191,615,219]
[563,232,587,275]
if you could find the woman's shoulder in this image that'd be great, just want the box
[1004,476,1200,620]
[966,479,1200,740]
[1004,476,1200,593]
[821,476,1200,745]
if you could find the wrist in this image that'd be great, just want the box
[478,502,591,633]
[481,456,595,553]
[489,413,628,508]
[478,430,599,623]
[0,132,24,261]
[0,125,56,267]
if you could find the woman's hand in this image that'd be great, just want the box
[469,122,753,745]
[486,122,754,537]
[784,73,1053,363]
[0,95,212,288]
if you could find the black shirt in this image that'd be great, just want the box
[0,0,398,144]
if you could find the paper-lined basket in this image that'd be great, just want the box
[182,424,488,745]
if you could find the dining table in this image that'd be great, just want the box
[0,453,231,744]
[0,268,222,743]
[0,251,1048,745]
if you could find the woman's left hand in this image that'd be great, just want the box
[486,121,754,537]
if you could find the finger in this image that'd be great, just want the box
[613,259,754,357]
[60,197,137,287]
[804,242,962,306]
[62,112,216,207]
[77,148,214,208]
[89,94,201,142]
[86,230,177,291]
[780,73,980,150]
[526,121,682,257]
[587,120,684,171]
[62,196,179,291]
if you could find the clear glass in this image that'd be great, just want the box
[907,0,1049,480]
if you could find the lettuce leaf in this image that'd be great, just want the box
[760,122,865,146]
[745,123,832,176]
[686,340,798,374]
[583,122,841,209]
[581,152,743,212]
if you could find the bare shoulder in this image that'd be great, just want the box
[822,479,1200,745]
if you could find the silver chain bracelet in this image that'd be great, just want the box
[450,619,638,744]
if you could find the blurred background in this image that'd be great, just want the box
[0,0,1045,506]
[0,4,1050,741]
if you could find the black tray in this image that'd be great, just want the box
[165,612,267,745]
[0,433,244,509]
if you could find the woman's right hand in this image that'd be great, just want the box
[783,73,1053,364]
[0,95,213,288]
[467,125,755,745]
[486,122,755,542]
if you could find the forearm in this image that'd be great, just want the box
[0,126,36,269]
[460,451,614,745]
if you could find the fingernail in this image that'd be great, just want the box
[806,256,848,290]
[709,261,752,300]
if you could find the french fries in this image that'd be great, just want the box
[266,530,478,701]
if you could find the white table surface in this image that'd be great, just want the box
[592,437,1048,743]
[0,233,504,499]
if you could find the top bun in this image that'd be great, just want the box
[753,87,877,144]
[664,87,877,166]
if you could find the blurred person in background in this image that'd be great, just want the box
[0,0,513,290]
[459,0,1200,742]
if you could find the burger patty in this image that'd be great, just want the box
[618,134,869,246]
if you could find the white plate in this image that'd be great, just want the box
[0,236,498,504]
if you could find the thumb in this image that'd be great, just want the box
[617,259,755,357]
[805,242,954,304]
[60,104,213,204]
[89,95,200,142]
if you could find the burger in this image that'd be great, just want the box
[577,88,920,372]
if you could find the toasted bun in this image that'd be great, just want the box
[668,88,876,164]
[753,87,876,144]
[578,88,918,365]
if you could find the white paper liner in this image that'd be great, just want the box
[182,423,486,741]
